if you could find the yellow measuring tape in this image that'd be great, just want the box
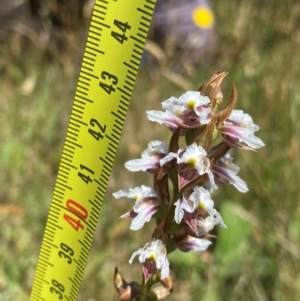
[30,1,156,300]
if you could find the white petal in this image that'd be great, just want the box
[229,110,259,132]
[146,110,180,128]
[207,169,218,191]
[125,158,159,172]
[212,209,226,228]
[130,214,149,230]
[147,140,169,155]
[197,216,219,236]
[221,110,265,150]
[178,236,212,252]
[174,199,185,224]
[160,260,170,279]
[159,152,178,166]
[179,143,207,166]
[113,189,130,199]
[174,195,194,223]
[140,185,158,198]
[231,176,249,193]
[191,238,212,252]
[129,248,142,264]
[222,126,265,149]
[214,154,249,193]
[190,186,214,211]
[178,91,210,109]
[131,202,158,230]
[161,96,179,109]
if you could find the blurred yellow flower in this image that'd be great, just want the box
[192,7,215,29]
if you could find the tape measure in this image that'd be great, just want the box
[30,1,156,300]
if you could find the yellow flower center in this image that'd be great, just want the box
[198,201,205,210]
[192,7,215,29]
[133,194,140,201]
[186,157,197,167]
[187,99,196,110]
[147,252,156,260]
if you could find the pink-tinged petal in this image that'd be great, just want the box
[125,158,160,172]
[120,210,138,219]
[194,105,212,124]
[146,110,181,130]
[229,110,259,131]
[130,203,159,230]
[218,110,265,150]
[220,125,265,149]
[174,195,193,224]
[162,96,180,109]
[219,134,253,150]
[213,153,249,193]
[114,186,160,230]
[178,235,212,252]
[125,141,169,173]
[213,165,248,193]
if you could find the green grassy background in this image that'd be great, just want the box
[1,0,300,300]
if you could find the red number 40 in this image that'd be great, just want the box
[63,199,88,231]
